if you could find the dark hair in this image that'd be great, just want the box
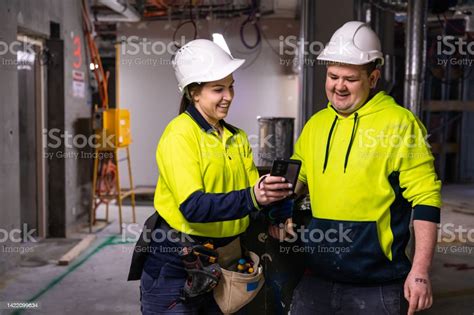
[363,60,381,76]
[178,82,204,114]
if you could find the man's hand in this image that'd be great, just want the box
[267,199,294,225]
[254,175,293,206]
[404,270,433,315]
[268,218,296,241]
[405,220,437,314]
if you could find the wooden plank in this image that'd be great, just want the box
[58,235,97,266]
[423,100,474,112]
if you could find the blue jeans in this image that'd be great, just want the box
[290,274,408,315]
[140,264,222,314]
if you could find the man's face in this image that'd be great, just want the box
[325,63,380,116]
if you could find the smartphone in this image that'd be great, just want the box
[270,159,302,190]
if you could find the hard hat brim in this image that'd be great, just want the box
[317,49,384,66]
[179,58,245,92]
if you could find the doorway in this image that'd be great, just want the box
[17,34,47,239]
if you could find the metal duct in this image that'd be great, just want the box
[96,0,141,22]
[404,0,427,116]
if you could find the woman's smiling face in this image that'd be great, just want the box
[192,74,235,125]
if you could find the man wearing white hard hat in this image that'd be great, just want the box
[139,39,292,314]
[269,22,441,314]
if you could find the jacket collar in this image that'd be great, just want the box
[186,105,237,134]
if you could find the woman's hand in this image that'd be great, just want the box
[254,175,293,206]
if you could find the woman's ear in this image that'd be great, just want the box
[190,90,199,103]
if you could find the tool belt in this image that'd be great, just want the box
[180,237,264,314]
[127,212,263,313]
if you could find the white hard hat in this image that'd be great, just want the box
[317,21,384,66]
[172,39,245,92]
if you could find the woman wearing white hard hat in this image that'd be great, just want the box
[139,39,292,314]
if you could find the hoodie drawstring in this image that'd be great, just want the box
[344,112,359,173]
[322,113,359,174]
[323,115,338,173]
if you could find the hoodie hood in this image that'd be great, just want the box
[327,91,393,119]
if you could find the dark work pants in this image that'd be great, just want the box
[290,274,408,315]
[140,266,222,315]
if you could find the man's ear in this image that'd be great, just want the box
[369,69,381,89]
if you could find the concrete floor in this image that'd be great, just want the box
[0,185,473,315]
[0,205,153,315]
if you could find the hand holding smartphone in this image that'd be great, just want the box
[270,159,301,192]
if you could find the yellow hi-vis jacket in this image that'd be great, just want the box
[292,91,441,283]
[154,105,260,238]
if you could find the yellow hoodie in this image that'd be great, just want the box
[292,91,441,283]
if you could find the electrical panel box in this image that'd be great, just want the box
[95,108,131,150]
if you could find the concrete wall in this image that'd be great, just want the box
[0,0,23,276]
[118,18,300,187]
[60,1,93,230]
[0,0,91,274]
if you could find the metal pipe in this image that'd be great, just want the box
[354,0,366,22]
[404,0,427,116]
[299,0,314,128]
[370,2,381,34]
[369,0,407,14]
